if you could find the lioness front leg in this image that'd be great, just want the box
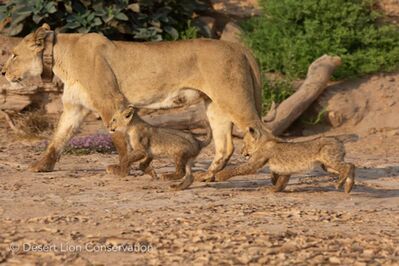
[30,104,90,172]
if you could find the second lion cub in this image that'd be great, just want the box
[108,105,211,190]
[216,128,356,193]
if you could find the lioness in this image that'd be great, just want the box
[108,105,212,190]
[1,24,272,179]
[216,129,356,193]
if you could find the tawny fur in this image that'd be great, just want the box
[2,24,271,179]
[107,106,212,190]
[216,130,356,193]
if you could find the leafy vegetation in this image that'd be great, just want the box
[0,0,208,41]
[262,79,293,113]
[243,0,399,110]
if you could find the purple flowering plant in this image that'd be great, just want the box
[37,134,116,155]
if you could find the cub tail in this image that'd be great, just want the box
[332,134,359,143]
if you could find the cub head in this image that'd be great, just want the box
[241,127,261,158]
[1,24,50,85]
[108,105,136,133]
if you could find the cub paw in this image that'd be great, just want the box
[106,164,128,177]
[161,173,181,181]
[344,178,354,194]
[195,172,215,182]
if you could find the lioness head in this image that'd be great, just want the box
[108,105,136,133]
[1,24,50,84]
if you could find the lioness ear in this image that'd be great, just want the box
[247,127,260,140]
[33,24,50,47]
[41,23,51,31]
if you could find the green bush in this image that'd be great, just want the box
[244,0,399,79]
[243,0,399,108]
[0,0,208,41]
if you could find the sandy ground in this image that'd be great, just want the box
[0,117,398,266]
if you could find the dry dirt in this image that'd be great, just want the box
[0,112,398,265]
[1,1,398,265]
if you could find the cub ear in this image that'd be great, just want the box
[247,127,260,140]
[33,24,50,47]
[124,105,136,119]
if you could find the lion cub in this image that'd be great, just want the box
[216,128,356,193]
[108,105,211,190]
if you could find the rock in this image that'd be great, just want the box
[210,0,260,18]
[45,95,63,114]
[280,242,298,253]
[0,35,63,113]
[329,257,341,264]
[377,0,399,17]
[221,22,244,44]
[327,111,344,127]
[0,93,32,111]
[363,249,374,257]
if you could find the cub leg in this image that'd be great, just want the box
[106,149,146,176]
[170,158,195,190]
[336,163,355,193]
[271,172,279,185]
[30,104,90,172]
[273,174,291,192]
[106,132,130,177]
[139,155,158,180]
[215,153,268,182]
[162,154,188,181]
[322,161,355,193]
[138,155,153,171]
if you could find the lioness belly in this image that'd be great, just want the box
[129,88,203,109]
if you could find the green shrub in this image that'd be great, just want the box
[243,0,399,92]
[242,0,399,115]
[0,0,208,41]
[262,79,293,113]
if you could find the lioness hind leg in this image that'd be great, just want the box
[273,174,290,192]
[196,102,233,182]
[170,158,195,190]
[30,104,90,172]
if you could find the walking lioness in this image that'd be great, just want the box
[108,105,212,190]
[1,24,272,179]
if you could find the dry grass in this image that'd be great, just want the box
[0,109,54,140]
